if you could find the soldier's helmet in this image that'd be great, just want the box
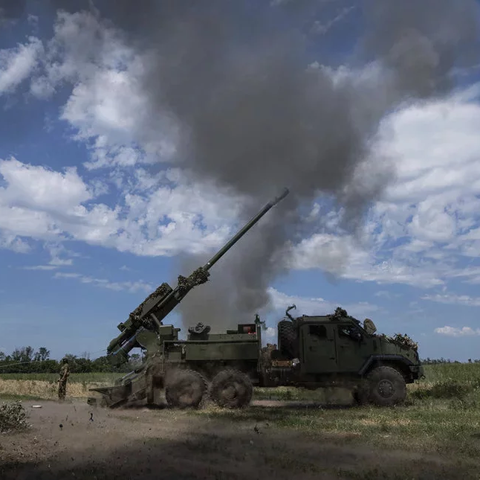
[62,357,68,363]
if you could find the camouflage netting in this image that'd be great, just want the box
[0,401,30,434]
[330,307,350,320]
[390,333,419,351]
[177,268,210,291]
[130,282,173,318]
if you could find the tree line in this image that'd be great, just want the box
[0,347,476,373]
[0,346,142,374]
[421,357,480,364]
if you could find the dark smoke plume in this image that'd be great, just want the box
[0,0,26,26]
[44,1,480,328]
[362,0,480,97]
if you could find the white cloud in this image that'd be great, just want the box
[287,88,480,288]
[263,327,277,344]
[49,258,72,266]
[434,326,480,337]
[422,293,480,307]
[27,15,39,27]
[20,265,58,271]
[32,11,131,90]
[0,232,31,253]
[0,204,60,240]
[0,37,43,95]
[286,232,445,288]
[33,11,175,170]
[0,157,115,248]
[286,233,367,275]
[115,177,241,257]
[54,272,152,294]
[0,157,92,213]
[45,243,77,266]
[0,155,243,258]
[374,290,401,299]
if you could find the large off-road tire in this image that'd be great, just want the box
[278,320,298,358]
[165,369,207,409]
[357,366,406,407]
[209,369,253,409]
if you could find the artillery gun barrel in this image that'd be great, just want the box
[203,187,289,271]
[106,187,289,360]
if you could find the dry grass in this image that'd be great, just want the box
[0,373,123,401]
[0,379,90,399]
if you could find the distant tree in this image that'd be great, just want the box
[11,346,34,362]
[33,347,50,362]
[0,352,5,362]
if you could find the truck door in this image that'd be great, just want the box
[301,323,337,373]
[335,324,365,372]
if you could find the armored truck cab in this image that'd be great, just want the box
[258,307,423,406]
[274,309,421,382]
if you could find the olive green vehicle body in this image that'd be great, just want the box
[90,322,263,408]
[90,310,423,409]
[269,311,423,389]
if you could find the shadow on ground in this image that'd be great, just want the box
[1,400,479,480]
[2,422,478,480]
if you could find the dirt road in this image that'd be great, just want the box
[0,399,477,480]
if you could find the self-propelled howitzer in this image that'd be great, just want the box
[106,188,290,367]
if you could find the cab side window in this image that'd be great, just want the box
[309,325,327,338]
[339,326,362,341]
[339,327,351,337]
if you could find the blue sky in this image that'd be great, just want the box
[1,2,480,362]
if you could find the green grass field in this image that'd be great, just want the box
[421,362,480,383]
[2,362,477,382]
[189,363,480,476]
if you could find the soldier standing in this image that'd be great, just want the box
[58,358,70,401]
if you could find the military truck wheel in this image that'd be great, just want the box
[165,369,207,409]
[360,366,407,407]
[278,320,298,358]
[209,369,253,409]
